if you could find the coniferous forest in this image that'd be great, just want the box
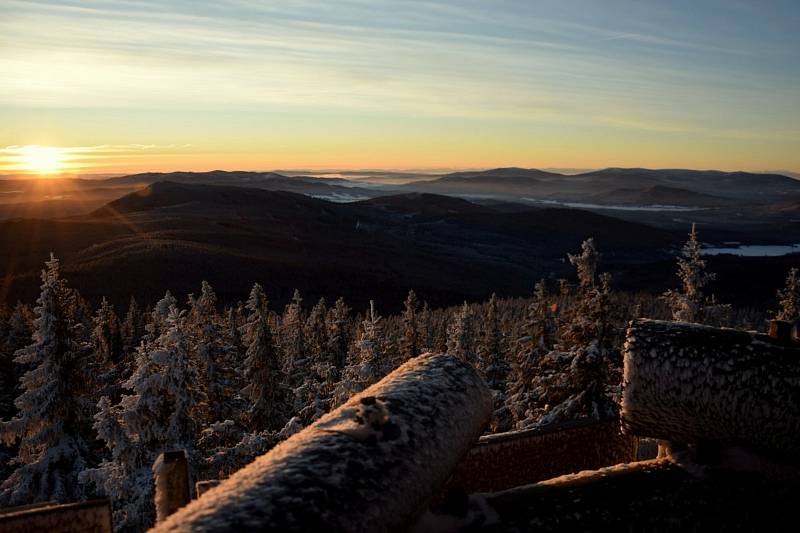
[0,226,797,531]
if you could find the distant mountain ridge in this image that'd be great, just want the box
[405,167,800,205]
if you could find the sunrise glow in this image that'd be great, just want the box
[18,145,65,175]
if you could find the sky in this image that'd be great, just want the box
[1,0,799,175]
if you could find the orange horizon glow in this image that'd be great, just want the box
[3,144,798,179]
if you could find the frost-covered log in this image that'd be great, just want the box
[153,451,191,524]
[622,319,800,458]
[151,353,492,533]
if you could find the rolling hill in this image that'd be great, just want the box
[0,183,679,311]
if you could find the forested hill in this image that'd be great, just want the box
[0,182,678,310]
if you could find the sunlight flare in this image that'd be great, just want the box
[19,145,66,175]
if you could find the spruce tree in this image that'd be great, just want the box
[446,302,476,365]
[0,255,91,506]
[776,268,800,322]
[400,290,420,362]
[662,224,727,324]
[240,284,285,432]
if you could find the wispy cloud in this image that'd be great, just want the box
[1,0,798,170]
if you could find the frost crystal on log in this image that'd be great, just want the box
[622,319,800,458]
[151,353,492,533]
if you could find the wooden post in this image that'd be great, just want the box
[768,319,795,343]
[153,450,191,524]
[151,353,492,533]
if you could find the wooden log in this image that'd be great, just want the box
[0,499,112,533]
[621,319,800,459]
[153,450,191,524]
[150,353,492,533]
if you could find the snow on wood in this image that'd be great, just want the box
[150,353,492,533]
[622,319,800,458]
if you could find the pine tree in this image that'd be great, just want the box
[188,281,237,424]
[508,281,552,428]
[83,302,204,532]
[417,302,433,353]
[527,240,619,428]
[240,284,285,432]
[303,298,329,365]
[479,294,511,432]
[90,298,124,403]
[0,303,33,421]
[446,302,476,365]
[326,297,351,370]
[333,301,386,406]
[279,289,306,387]
[0,255,91,506]
[479,294,507,390]
[120,297,145,357]
[776,268,800,322]
[399,290,420,362]
[662,224,725,324]
[121,306,203,455]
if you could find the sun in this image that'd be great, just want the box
[20,145,65,175]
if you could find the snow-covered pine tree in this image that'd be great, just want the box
[399,290,420,362]
[148,291,177,341]
[79,396,150,533]
[120,297,145,358]
[225,304,246,354]
[776,268,800,322]
[662,224,728,324]
[527,240,619,428]
[89,298,125,402]
[279,289,306,389]
[417,302,433,353]
[446,302,476,365]
[240,284,286,432]
[333,301,386,406]
[121,305,203,456]
[86,303,206,530]
[303,298,329,365]
[0,255,91,506]
[93,297,123,365]
[293,298,338,425]
[508,281,552,428]
[478,294,511,432]
[326,297,351,370]
[0,303,33,422]
[187,281,238,425]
